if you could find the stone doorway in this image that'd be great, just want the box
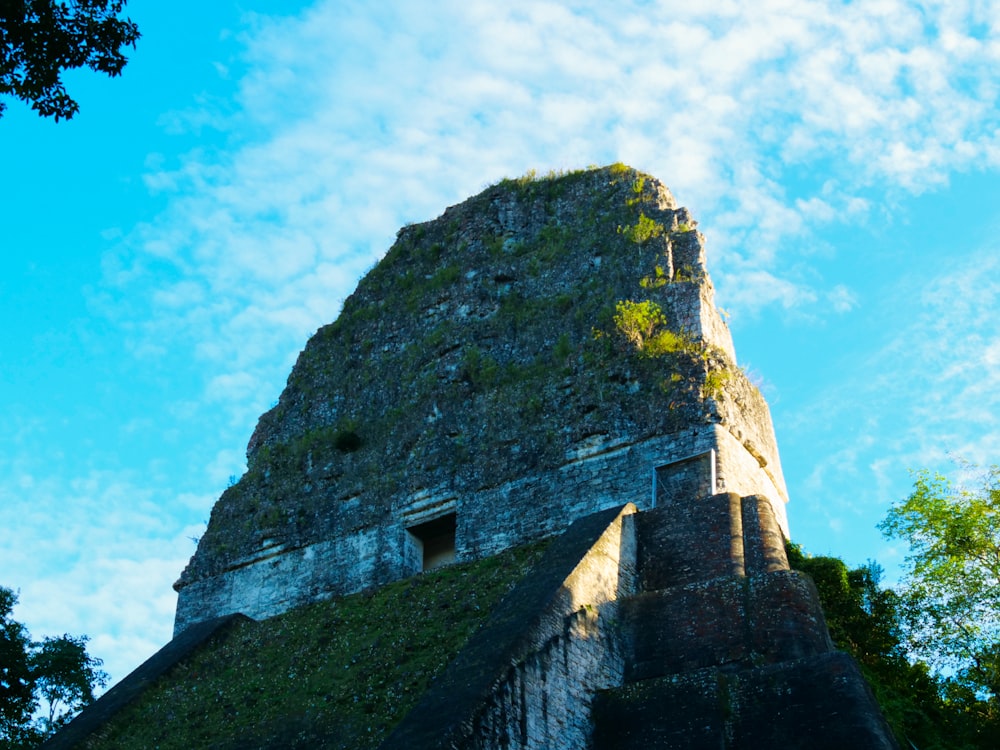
[406,513,457,571]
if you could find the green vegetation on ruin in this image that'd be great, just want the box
[789,540,998,750]
[85,542,547,750]
[183,164,749,583]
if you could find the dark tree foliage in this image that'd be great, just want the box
[0,587,107,749]
[788,543,998,750]
[0,589,34,749]
[0,0,140,120]
[31,634,106,734]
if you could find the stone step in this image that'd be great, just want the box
[635,494,787,592]
[591,653,898,750]
[619,570,833,681]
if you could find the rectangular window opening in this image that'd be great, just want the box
[407,512,457,571]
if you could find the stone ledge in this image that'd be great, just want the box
[622,570,834,681]
[379,503,637,750]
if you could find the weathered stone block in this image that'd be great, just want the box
[728,652,899,750]
[746,570,833,662]
[637,494,743,590]
[594,653,898,750]
[592,670,727,750]
[622,577,748,680]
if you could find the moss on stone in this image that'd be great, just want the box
[86,542,547,750]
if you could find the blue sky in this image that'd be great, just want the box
[1,0,998,686]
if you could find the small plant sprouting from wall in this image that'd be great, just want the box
[259,504,284,530]
[461,346,500,389]
[639,265,669,289]
[620,213,665,244]
[613,300,665,351]
[673,264,703,283]
[626,176,647,206]
[611,298,730,403]
[517,168,539,184]
[534,224,571,262]
[608,162,630,177]
[642,328,692,358]
[553,332,573,362]
[613,300,700,358]
[702,367,732,401]
[485,234,507,257]
[498,166,590,196]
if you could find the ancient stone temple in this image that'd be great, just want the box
[46,165,898,749]
[172,164,789,634]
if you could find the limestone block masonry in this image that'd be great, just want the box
[383,497,898,749]
[173,165,791,635]
[49,495,898,749]
[382,504,639,750]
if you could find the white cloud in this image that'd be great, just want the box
[780,243,1000,547]
[721,270,820,311]
[0,466,203,684]
[91,0,999,467]
[827,284,858,313]
[205,371,259,404]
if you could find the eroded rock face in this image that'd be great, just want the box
[173,165,788,634]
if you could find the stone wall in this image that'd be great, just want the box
[592,653,899,750]
[665,228,737,363]
[174,422,787,634]
[379,492,898,750]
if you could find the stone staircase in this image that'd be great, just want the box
[377,495,900,749]
[591,495,899,749]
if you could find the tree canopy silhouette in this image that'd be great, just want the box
[0,1,140,120]
[1,587,108,748]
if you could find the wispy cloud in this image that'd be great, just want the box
[781,242,1000,559]
[106,1,999,396]
[0,463,206,681]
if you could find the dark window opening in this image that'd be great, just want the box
[407,513,457,571]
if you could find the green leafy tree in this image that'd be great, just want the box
[0,1,140,120]
[787,545,959,748]
[31,634,106,735]
[614,299,691,357]
[879,465,1000,702]
[0,587,107,748]
[612,299,699,360]
[789,463,1000,750]
[613,299,665,350]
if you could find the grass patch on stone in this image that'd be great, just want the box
[84,542,547,750]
